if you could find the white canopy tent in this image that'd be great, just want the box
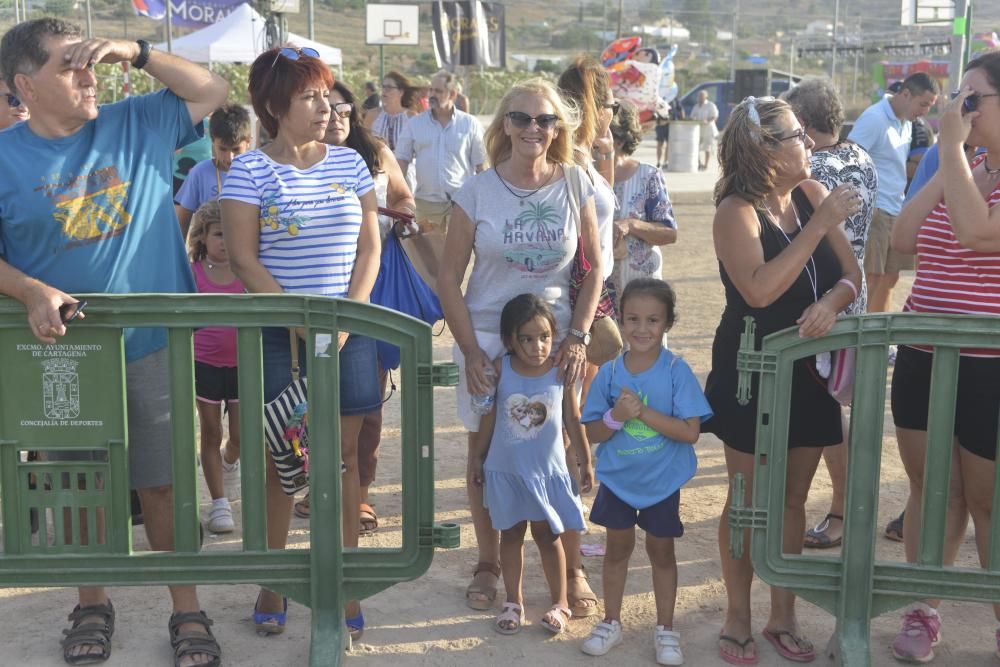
[153,3,342,66]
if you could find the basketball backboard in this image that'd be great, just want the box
[901,0,954,26]
[366,4,419,46]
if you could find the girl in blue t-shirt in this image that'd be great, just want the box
[470,294,594,636]
[580,278,713,665]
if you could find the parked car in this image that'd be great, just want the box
[679,72,799,130]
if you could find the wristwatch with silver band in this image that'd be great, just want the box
[568,327,591,345]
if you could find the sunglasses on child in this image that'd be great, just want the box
[952,89,1000,114]
[271,47,321,68]
[3,93,20,107]
[505,111,559,130]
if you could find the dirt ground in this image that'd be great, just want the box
[3,141,997,667]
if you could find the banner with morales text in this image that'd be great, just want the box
[432,1,506,68]
[132,0,245,28]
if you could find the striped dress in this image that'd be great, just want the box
[220,144,374,297]
[904,158,1000,357]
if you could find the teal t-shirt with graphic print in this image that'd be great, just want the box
[0,89,200,362]
[582,347,713,509]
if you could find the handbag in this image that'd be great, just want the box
[369,226,444,370]
[827,348,856,406]
[263,330,310,495]
[563,164,616,321]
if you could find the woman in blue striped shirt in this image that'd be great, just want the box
[220,46,381,641]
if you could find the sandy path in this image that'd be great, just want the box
[4,142,996,666]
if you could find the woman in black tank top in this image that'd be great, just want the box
[705,97,863,664]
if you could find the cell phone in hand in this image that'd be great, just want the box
[60,300,87,324]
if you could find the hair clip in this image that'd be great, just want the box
[745,96,762,126]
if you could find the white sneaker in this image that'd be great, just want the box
[207,502,235,533]
[222,456,241,501]
[582,620,623,656]
[655,626,684,665]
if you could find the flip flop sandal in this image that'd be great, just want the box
[168,610,222,667]
[718,633,759,666]
[347,608,364,642]
[61,600,115,665]
[293,492,310,519]
[494,602,524,635]
[885,511,905,542]
[803,513,843,549]
[359,503,379,536]
[567,566,600,618]
[762,628,815,663]
[466,561,501,611]
[253,593,288,635]
[540,604,572,634]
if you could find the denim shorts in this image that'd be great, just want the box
[589,485,683,539]
[262,327,381,416]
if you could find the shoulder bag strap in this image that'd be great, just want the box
[289,330,301,382]
[562,163,584,237]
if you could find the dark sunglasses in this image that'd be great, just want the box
[3,93,20,107]
[952,89,1000,114]
[506,111,559,130]
[604,101,621,115]
[332,102,353,118]
[777,128,808,144]
[271,46,321,69]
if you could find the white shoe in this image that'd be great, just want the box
[207,502,235,533]
[222,456,241,501]
[582,620,623,656]
[655,627,684,665]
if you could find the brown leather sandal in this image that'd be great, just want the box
[567,566,600,618]
[465,561,501,611]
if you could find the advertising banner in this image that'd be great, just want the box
[132,0,245,29]
[432,1,506,68]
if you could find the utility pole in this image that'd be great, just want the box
[949,0,970,87]
[831,0,839,80]
[729,0,739,83]
[308,0,314,40]
[165,0,173,53]
[616,0,624,38]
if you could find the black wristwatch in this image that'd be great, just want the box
[132,39,152,70]
[568,328,592,346]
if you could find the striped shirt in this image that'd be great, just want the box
[221,144,374,297]
[904,159,1000,357]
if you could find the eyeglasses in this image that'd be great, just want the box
[3,93,20,107]
[381,83,400,91]
[333,102,353,119]
[505,111,560,130]
[777,128,808,144]
[271,46,321,69]
[951,89,1000,113]
[603,101,621,116]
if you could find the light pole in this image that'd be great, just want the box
[729,0,739,83]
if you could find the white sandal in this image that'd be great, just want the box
[494,602,524,635]
[540,604,571,634]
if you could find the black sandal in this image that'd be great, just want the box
[61,600,115,665]
[168,611,222,667]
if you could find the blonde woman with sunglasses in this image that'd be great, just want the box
[438,78,603,622]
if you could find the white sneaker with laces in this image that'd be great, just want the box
[582,620,623,656]
[207,501,235,533]
[222,456,241,501]
[655,626,684,665]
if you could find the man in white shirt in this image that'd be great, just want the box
[395,70,486,288]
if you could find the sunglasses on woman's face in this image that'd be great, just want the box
[3,93,20,107]
[603,101,620,116]
[505,111,559,130]
[952,89,1000,113]
[271,46,321,68]
[332,102,353,119]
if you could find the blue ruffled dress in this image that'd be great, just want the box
[482,356,586,533]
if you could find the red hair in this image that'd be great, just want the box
[249,46,335,138]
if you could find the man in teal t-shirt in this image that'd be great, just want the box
[0,17,228,666]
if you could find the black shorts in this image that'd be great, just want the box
[655,124,670,142]
[589,485,683,538]
[195,361,239,404]
[891,345,1000,460]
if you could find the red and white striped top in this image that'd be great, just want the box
[904,158,1000,357]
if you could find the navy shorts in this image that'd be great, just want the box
[262,327,381,416]
[195,361,238,404]
[589,485,683,539]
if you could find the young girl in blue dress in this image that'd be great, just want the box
[470,293,595,636]
[580,278,713,665]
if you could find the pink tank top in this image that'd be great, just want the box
[191,261,245,367]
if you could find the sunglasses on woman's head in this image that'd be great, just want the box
[952,89,1000,113]
[271,47,321,69]
[603,101,621,115]
[333,102,353,119]
[3,93,20,107]
[505,111,559,130]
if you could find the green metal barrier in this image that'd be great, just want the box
[0,294,460,665]
[728,312,1000,667]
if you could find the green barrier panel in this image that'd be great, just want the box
[0,294,460,665]
[729,312,1000,666]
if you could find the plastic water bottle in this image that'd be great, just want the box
[469,365,497,416]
